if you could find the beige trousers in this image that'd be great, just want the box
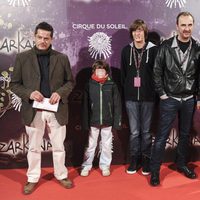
[25,111,67,183]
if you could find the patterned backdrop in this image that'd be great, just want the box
[1,0,200,169]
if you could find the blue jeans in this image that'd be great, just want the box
[126,101,154,158]
[150,97,195,172]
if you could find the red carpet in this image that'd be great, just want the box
[1,162,200,200]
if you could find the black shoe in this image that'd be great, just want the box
[177,166,197,179]
[126,156,141,174]
[150,172,160,186]
[126,162,137,174]
[142,156,150,176]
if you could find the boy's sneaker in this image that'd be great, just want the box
[102,169,111,176]
[80,169,90,177]
[142,156,150,176]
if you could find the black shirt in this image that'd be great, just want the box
[177,39,190,53]
[34,46,51,98]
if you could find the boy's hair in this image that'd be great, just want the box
[35,22,54,38]
[92,60,110,74]
[129,19,148,40]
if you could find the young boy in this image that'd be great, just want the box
[80,60,121,177]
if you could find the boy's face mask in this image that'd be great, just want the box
[95,68,107,78]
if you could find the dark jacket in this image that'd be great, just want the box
[10,47,75,126]
[121,41,157,101]
[82,78,121,130]
[154,36,200,98]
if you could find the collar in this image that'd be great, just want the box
[129,41,156,50]
[171,36,192,49]
[91,73,109,84]
[34,45,52,56]
[171,36,178,48]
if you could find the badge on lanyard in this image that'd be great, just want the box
[133,46,144,88]
[134,77,141,87]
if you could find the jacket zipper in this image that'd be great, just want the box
[108,102,112,118]
[137,70,140,101]
[100,84,103,125]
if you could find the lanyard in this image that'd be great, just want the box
[133,45,145,76]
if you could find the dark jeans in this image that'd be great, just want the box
[150,97,195,172]
[126,101,154,158]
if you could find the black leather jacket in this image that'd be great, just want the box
[154,36,200,98]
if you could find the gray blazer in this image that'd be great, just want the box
[10,48,75,126]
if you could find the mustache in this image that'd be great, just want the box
[183,31,191,33]
[39,43,46,46]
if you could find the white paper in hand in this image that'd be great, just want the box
[32,98,59,112]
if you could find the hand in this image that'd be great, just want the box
[197,101,200,110]
[49,92,61,104]
[160,94,169,100]
[30,91,44,102]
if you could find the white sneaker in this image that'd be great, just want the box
[102,169,111,177]
[80,169,90,177]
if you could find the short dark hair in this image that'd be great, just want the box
[176,12,194,25]
[35,22,54,37]
[129,19,148,40]
[92,60,110,74]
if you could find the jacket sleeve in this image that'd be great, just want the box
[197,52,200,99]
[113,83,122,130]
[81,82,90,131]
[10,54,33,102]
[153,45,167,97]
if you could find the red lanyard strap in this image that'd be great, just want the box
[133,46,145,71]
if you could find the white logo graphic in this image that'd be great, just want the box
[7,0,31,7]
[11,92,22,112]
[0,68,22,118]
[88,32,112,59]
[165,0,186,8]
